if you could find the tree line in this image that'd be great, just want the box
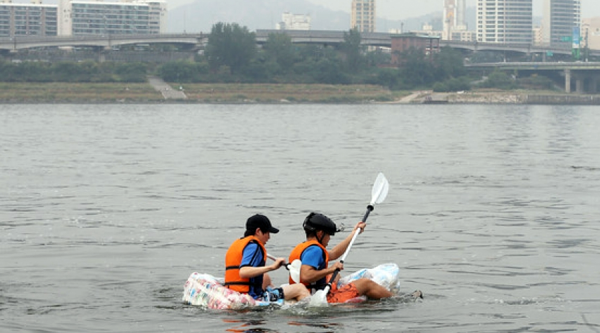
[0,22,558,91]
[157,23,471,91]
[0,60,147,83]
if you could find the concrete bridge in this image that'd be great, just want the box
[2,31,600,93]
[468,62,600,93]
[0,33,206,52]
[3,31,600,58]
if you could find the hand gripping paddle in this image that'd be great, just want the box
[309,172,389,307]
[267,254,301,283]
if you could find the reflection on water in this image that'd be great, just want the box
[1,104,599,332]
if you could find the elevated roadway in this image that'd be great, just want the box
[2,31,600,93]
[467,62,600,93]
[0,33,205,51]
[3,31,600,58]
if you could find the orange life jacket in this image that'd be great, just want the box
[224,235,266,293]
[288,239,329,288]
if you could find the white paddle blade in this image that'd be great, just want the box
[289,259,302,284]
[370,172,389,205]
[309,288,329,307]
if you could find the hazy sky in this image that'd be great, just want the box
[305,0,600,20]
[27,0,600,20]
[162,0,600,20]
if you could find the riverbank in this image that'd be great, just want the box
[1,82,598,104]
[0,82,403,104]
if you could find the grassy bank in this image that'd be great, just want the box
[1,82,407,104]
[3,82,589,104]
[0,82,161,103]
[181,83,409,103]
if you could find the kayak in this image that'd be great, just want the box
[182,263,401,310]
[182,272,283,309]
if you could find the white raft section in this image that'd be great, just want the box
[182,263,401,309]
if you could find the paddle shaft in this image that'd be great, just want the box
[325,204,374,286]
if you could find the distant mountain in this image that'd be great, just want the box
[167,0,350,33]
[167,1,479,34]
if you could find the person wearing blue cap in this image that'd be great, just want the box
[224,214,310,302]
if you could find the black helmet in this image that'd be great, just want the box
[303,212,340,235]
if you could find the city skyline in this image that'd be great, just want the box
[306,0,599,20]
[8,0,600,21]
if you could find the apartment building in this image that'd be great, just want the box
[351,0,375,33]
[0,1,57,37]
[477,0,532,44]
[1,0,165,38]
[533,25,544,45]
[59,0,167,36]
[542,0,581,46]
[443,0,467,40]
[276,12,311,31]
[581,17,600,51]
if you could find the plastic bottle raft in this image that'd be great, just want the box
[182,263,401,310]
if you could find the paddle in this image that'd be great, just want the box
[309,172,390,307]
[267,254,302,283]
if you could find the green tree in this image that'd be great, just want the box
[371,68,400,90]
[205,22,256,75]
[115,62,147,82]
[314,58,349,84]
[340,28,364,71]
[519,74,555,90]
[52,62,89,82]
[434,47,466,80]
[157,61,198,82]
[397,47,435,88]
[19,61,52,82]
[263,33,295,73]
[480,71,517,89]
[365,48,391,68]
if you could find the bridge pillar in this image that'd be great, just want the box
[576,78,584,94]
[591,78,598,94]
[98,53,106,63]
[565,69,571,93]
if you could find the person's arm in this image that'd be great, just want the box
[299,246,343,284]
[328,222,366,260]
[300,262,341,284]
[239,260,282,279]
[238,243,283,279]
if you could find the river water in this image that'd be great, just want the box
[1,103,599,332]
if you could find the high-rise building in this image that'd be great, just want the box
[351,0,375,33]
[477,0,532,44]
[533,25,544,45]
[59,0,167,36]
[0,1,57,37]
[542,0,581,46]
[443,0,467,40]
[2,0,166,38]
[276,12,311,30]
[581,17,600,51]
[581,17,600,50]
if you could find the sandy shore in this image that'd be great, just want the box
[395,90,600,105]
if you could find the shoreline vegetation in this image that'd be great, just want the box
[1,82,598,105]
